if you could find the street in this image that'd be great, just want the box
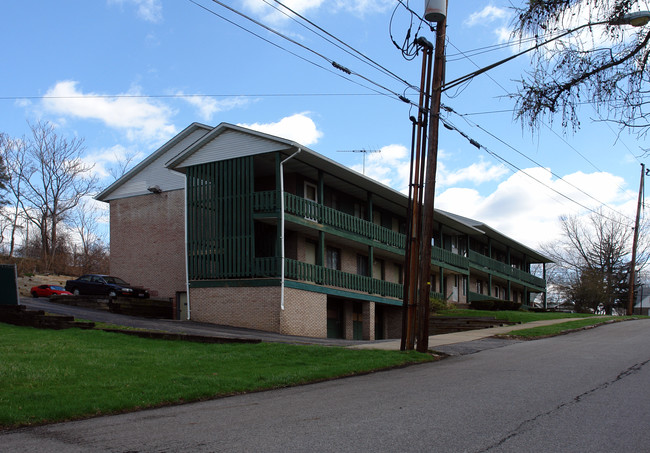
[2,319,649,452]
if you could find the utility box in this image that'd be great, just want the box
[0,264,20,305]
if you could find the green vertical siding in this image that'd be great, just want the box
[187,157,255,280]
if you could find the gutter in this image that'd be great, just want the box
[280,148,302,310]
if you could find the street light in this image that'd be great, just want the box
[402,9,650,351]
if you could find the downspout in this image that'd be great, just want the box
[280,148,302,310]
[184,175,191,320]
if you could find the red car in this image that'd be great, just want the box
[30,285,73,298]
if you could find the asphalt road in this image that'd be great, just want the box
[3,319,649,452]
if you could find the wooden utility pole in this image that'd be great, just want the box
[401,38,433,351]
[628,163,645,315]
[416,18,446,353]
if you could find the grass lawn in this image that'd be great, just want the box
[436,309,596,324]
[501,317,642,338]
[0,323,432,429]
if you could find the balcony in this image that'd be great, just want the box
[253,191,405,249]
[285,259,403,299]
[252,190,545,290]
[468,251,546,289]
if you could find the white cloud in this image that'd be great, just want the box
[41,81,177,143]
[355,144,410,190]
[238,113,323,145]
[241,0,393,23]
[83,144,146,180]
[436,167,635,249]
[465,5,509,27]
[241,0,325,24]
[438,159,509,187]
[178,93,252,122]
[108,0,162,23]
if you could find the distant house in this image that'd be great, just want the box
[97,122,550,340]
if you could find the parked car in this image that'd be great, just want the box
[65,274,150,298]
[30,284,73,298]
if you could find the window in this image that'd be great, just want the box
[326,247,340,270]
[372,258,385,280]
[304,240,317,265]
[494,286,500,298]
[354,203,366,220]
[462,276,467,296]
[476,280,483,294]
[357,254,369,277]
[304,182,318,221]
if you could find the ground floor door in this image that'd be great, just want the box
[352,303,363,340]
[177,291,188,320]
[327,300,343,339]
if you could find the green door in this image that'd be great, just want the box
[353,303,363,340]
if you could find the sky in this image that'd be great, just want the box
[1,0,647,252]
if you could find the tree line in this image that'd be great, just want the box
[0,121,108,275]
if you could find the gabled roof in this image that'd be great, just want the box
[95,122,212,202]
[99,121,550,262]
[440,210,552,263]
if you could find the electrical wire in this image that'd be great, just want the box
[439,115,635,227]
[0,93,385,101]
[267,0,418,91]
[200,0,415,106]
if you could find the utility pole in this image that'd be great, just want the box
[401,38,433,351]
[416,17,446,353]
[628,162,645,315]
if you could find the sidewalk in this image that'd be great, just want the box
[352,317,590,350]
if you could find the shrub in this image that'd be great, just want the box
[470,300,495,310]
[430,297,451,312]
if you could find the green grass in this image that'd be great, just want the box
[436,309,596,323]
[0,323,432,429]
[501,316,642,338]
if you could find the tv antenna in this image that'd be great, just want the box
[337,149,381,175]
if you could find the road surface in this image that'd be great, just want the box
[2,319,649,452]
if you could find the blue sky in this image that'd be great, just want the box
[1,1,646,249]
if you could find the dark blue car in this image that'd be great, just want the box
[65,274,150,298]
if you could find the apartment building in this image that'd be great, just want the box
[97,122,550,340]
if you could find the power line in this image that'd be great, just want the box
[198,0,416,107]
[186,0,393,101]
[266,0,417,91]
[0,93,385,101]
[439,115,635,227]
[449,107,634,222]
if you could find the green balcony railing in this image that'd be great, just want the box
[285,259,403,299]
[468,251,546,288]
[431,246,469,270]
[252,191,545,290]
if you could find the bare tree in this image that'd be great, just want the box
[70,198,109,273]
[542,210,649,313]
[0,133,29,257]
[108,149,139,181]
[15,121,98,270]
[511,1,650,136]
[0,134,8,206]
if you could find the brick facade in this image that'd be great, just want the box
[281,287,327,337]
[190,286,281,332]
[110,190,186,300]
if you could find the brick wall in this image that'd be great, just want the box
[281,287,327,337]
[190,286,281,332]
[384,305,402,339]
[110,190,186,300]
